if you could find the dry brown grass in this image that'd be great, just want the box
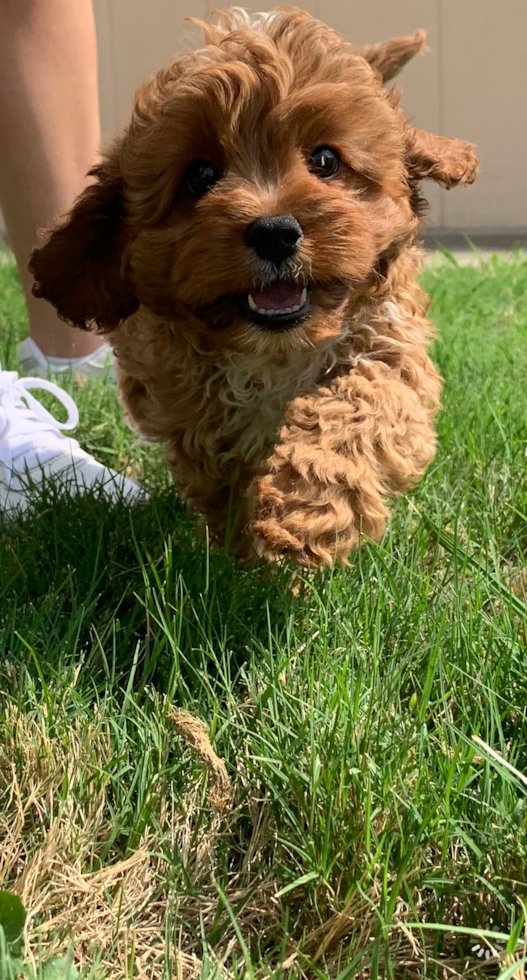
[1,699,523,979]
[168,709,232,812]
[0,703,271,978]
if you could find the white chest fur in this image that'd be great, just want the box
[205,342,342,464]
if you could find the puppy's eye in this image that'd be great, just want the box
[185,160,221,197]
[308,146,340,180]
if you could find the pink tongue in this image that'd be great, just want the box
[249,282,303,311]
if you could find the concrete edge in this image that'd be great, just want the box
[423,228,527,251]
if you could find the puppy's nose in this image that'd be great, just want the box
[245,214,303,266]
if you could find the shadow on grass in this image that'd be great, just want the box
[0,487,299,699]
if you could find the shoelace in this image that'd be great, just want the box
[0,372,79,470]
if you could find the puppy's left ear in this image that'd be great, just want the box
[356,29,427,83]
[405,126,478,188]
[30,157,138,332]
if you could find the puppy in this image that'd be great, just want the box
[30,7,477,566]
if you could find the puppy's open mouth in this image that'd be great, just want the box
[242,281,310,331]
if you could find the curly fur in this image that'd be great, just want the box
[30,6,478,567]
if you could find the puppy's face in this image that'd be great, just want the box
[122,17,413,354]
[30,8,478,354]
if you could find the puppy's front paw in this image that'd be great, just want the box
[250,472,360,568]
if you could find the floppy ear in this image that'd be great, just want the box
[29,158,138,332]
[405,126,479,188]
[356,29,427,83]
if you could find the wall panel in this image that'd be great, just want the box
[440,0,527,227]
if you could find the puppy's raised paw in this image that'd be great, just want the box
[250,473,360,568]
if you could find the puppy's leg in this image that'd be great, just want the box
[166,436,251,548]
[250,356,440,567]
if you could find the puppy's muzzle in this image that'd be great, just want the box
[245,214,303,267]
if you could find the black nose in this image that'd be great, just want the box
[245,214,303,266]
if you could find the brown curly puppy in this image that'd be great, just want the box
[30,7,478,567]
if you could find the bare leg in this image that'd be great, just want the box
[0,0,105,358]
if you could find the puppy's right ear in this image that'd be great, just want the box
[356,29,427,83]
[30,159,138,332]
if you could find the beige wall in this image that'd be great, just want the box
[2,0,526,236]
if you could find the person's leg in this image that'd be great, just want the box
[0,1,146,509]
[0,0,105,360]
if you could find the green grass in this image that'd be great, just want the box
[1,244,527,979]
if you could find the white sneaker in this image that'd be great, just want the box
[18,336,115,380]
[0,369,148,516]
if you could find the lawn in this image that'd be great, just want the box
[1,245,527,980]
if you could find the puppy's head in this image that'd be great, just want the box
[30,7,478,354]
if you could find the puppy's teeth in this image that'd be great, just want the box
[248,290,308,317]
[254,304,302,316]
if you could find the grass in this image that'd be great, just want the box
[1,243,527,979]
